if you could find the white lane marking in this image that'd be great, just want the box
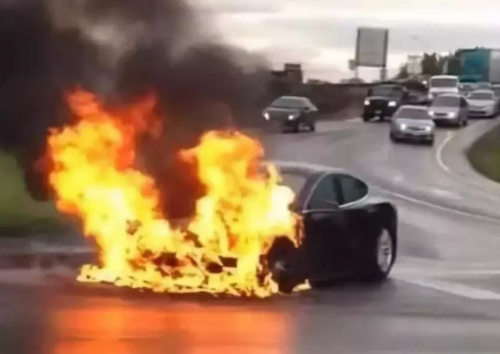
[436,131,454,174]
[396,276,500,301]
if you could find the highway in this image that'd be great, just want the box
[3,116,500,353]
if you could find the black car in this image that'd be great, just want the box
[363,84,410,122]
[267,162,398,293]
[263,96,318,133]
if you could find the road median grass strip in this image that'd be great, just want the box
[467,124,500,183]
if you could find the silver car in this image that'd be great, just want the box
[467,90,498,118]
[428,93,468,127]
[390,106,435,146]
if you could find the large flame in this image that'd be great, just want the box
[47,89,300,297]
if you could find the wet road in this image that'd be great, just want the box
[3,117,500,353]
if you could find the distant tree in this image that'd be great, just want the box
[421,53,441,75]
[395,64,409,79]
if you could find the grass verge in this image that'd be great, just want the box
[0,152,71,237]
[467,123,500,183]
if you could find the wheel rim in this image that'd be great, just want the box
[377,230,393,273]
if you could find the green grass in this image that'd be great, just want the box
[0,152,71,237]
[467,124,500,183]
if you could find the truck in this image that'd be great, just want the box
[445,48,500,84]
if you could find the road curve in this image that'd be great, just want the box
[3,118,500,353]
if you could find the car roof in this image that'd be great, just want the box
[431,75,458,79]
[271,161,345,176]
[398,105,428,111]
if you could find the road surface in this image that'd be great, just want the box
[2,117,500,354]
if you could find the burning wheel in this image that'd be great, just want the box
[266,237,305,293]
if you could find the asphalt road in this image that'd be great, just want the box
[3,116,500,354]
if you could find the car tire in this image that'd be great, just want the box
[361,228,396,282]
[266,237,305,293]
[390,134,398,143]
[362,115,371,123]
[426,139,435,146]
[309,122,316,132]
[292,124,299,133]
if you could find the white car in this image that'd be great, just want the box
[467,90,498,118]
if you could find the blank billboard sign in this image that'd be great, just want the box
[355,27,389,68]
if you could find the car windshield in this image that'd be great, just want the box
[469,92,494,100]
[270,98,307,108]
[430,78,458,88]
[395,108,430,120]
[370,86,402,98]
[431,96,460,107]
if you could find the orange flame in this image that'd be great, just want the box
[47,89,300,297]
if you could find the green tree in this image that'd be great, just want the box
[421,53,441,75]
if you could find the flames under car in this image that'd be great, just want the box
[266,162,398,293]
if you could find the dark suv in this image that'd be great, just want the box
[363,84,410,122]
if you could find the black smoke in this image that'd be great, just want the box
[0,0,271,217]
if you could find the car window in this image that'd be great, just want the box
[468,92,495,100]
[337,174,369,205]
[307,175,340,209]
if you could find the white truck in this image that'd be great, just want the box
[427,75,460,102]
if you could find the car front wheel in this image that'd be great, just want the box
[267,237,305,293]
[361,228,396,282]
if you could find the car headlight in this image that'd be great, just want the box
[400,123,407,130]
[425,126,432,132]
[264,112,270,120]
[388,101,397,107]
[428,110,435,117]
[428,93,434,100]
[364,100,370,106]
[447,112,456,118]
[288,114,296,120]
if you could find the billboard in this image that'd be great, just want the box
[355,27,389,68]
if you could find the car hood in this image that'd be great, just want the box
[467,99,495,106]
[393,118,435,128]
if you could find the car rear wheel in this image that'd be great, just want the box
[309,122,316,132]
[363,115,371,122]
[361,228,395,282]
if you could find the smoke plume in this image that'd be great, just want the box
[0,0,270,218]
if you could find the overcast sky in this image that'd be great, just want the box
[194,0,500,82]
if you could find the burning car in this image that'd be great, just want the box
[267,162,398,292]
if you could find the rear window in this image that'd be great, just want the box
[430,78,458,88]
[431,96,460,107]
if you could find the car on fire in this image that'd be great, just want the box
[363,84,410,122]
[263,96,318,133]
[267,162,398,293]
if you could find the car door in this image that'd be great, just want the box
[336,174,371,272]
[302,174,351,279]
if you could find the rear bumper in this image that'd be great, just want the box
[433,117,461,125]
